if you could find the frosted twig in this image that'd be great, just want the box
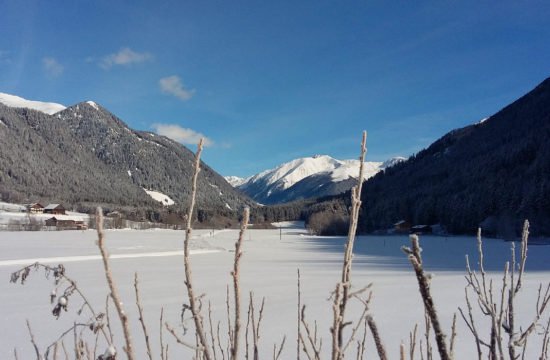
[165,322,201,350]
[96,207,135,360]
[230,207,249,360]
[182,138,213,360]
[134,273,153,360]
[366,315,387,360]
[26,319,41,360]
[403,235,450,360]
[333,131,367,360]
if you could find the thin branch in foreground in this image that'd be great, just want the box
[96,207,135,360]
[230,207,250,360]
[402,235,450,360]
[26,319,41,360]
[182,138,213,360]
[366,315,387,360]
[134,273,153,360]
[332,131,367,360]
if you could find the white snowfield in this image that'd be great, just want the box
[1,228,550,359]
[143,188,175,206]
[0,92,66,115]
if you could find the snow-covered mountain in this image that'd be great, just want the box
[0,96,253,214]
[231,155,405,204]
[0,92,66,115]
[224,176,249,187]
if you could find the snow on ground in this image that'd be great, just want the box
[0,92,67,115]
[0,202,26,212]
[143,188,175,206]
[272,220,305,229]
[1,229,550,359]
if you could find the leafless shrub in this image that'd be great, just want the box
[457,221,550,359]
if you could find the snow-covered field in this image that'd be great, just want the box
[1,226,550,359]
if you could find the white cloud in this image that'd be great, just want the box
[152,123,213,147]
[42,57,63,77]
[159,75,195,101]
[100,47,153,69]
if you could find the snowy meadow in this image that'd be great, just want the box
[2,224,550,359]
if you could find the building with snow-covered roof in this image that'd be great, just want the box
[26,203,44,213]
[44,204,66,215]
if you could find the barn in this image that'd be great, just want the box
[44,204,66,215]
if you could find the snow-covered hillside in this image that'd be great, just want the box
[230,154,406,204]
[224,176,249,187]
[0,92,66,115]
[143,188,175,206]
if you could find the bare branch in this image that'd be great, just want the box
[96,207,134,360]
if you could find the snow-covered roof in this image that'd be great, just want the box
[44,204,64,210]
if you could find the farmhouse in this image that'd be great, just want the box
[26,203,44,213]
[45,217,87,230]
[393,220,411,233]
[44,204,66,215]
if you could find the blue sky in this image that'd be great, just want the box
[1,1,549,177]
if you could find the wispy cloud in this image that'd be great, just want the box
[159,75,195,101]
[42,57,64,77]
[152,123,213,147]
[100,47,153,69]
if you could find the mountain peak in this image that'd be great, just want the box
[235,155,389,204]
[86,101,100,111]
[0,92,66,115]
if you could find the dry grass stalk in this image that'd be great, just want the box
[331,131,367,360]
[26,319,41,360]
[300,305,322,360]
[356,317,368,360]
[541,316,550,359]
[160,308,166,360]
[449,313,457,358]
[298,268,302,360]
[207,302,219,360]
[273,336,286,360]
[409,323,418,360]
[134,273,153,360]
[182,138,213,360]
[402,235,450,360]
[230,207,250,360]
[96,207,135,360]
[252,294,266,360]
[165,321,200,350]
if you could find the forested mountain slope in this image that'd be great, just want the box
[357,77,550,237]
[0,101,253,218]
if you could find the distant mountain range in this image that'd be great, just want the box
[355,77,550,237]
[0,94,253,219]
[226,155,405,204]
